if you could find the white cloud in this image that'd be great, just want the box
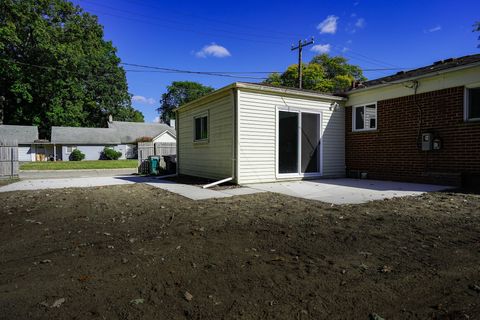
[355,18,366,29]
[132,95,156,105]
[424,25,442,33]
[195,43,231,58]
[317,15,339,34]
[342,47,350,53]
[311,44,331,54]
[153,116,160,123]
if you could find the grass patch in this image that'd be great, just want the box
[0,178,19,186]
[20,160,138,170]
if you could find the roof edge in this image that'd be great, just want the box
[176,82,345,112]
[346,60,480,95]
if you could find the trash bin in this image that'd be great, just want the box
[148,156,160,175]
[163,155,177,174]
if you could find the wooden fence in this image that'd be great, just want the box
[0,139,19,179]
[137,142,176,174]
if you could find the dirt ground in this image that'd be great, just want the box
[0,184,479,320]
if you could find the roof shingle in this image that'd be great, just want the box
[107,121,175,144]
[352,54,480,91]
[51,127,121,145]
[0,125,39,144]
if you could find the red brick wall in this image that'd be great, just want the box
[345,86,480,186]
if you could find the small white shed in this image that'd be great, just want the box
[176,82,346,184]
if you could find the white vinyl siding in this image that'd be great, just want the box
[18,145,35,162]
[177,93,234,180]
[153,132,176,144]
[237,89,345,184]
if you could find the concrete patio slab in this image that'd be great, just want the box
[0,176,264,201]
[247,178,452,205]
[19,168,137,180]
[146,179,234,200]
[220,188,267,196]
[0,176,138,193]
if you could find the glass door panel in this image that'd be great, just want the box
[278,111,298,174]
[301,113,320,173]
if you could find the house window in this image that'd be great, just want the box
[66,146,77,153]
[466,87,480,121]
[353,103,377,131]
[194,113,208,141]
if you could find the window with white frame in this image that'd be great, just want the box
[66,146,77,153]
[465,87,480,121]
[194,113,208,141]
[353,103,377,131]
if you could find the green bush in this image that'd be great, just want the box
[69,149,85,161]
[102,147,122,160]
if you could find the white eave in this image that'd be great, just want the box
[176,82,345,112]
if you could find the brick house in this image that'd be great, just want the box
[175,54,479,187]
[344,54,480,186]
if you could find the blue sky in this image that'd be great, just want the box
[72,0,480,123]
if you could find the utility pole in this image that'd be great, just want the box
[291,37,314,89]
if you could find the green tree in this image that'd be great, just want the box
[265,54,366,93]
[0,0,143,137]
[157,81,214,122]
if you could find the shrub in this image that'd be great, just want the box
[102,147,122,160]
[135,136,153,143]
[69,149,85,161]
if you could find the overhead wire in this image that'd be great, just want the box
[78,0,401,70]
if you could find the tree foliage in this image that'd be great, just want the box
[265,54,366,93]
[0,0,144,137]
[157,81,214,122]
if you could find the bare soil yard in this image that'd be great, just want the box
[0,184,479,319]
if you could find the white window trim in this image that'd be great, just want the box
[65,146,77,154]
[352,102,377,132]
[193,111,209,143]
[275,106,323,179]
[464,86,480,122]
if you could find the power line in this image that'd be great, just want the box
[1,58,269,80]
[79,6,286,46]
[78,0,404,71]
[108,0,307,40]
[2,58,416,87]
[79,0,292,42]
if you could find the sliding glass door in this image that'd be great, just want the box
[278,110,321,176]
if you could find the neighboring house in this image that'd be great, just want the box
[0,125,38,161]
[50,120,176,161]
[107,120,176,158]
[345,54,480,186]
[176,82,345,184]
[51,126,123,161]
[176,54,480,186]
